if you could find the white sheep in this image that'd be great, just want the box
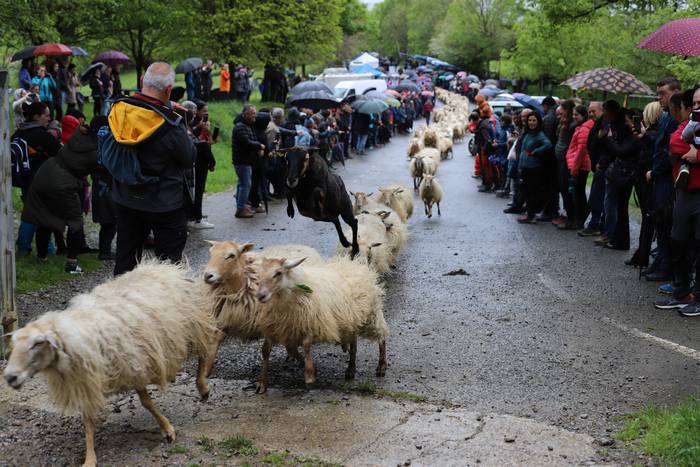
[337,212,392,274]
[419,174,443,219]
[350,190,377,216]
[438,137,454,160]
[360,208,409,262]
[377,183,414,221]
[417,147,441,165]
[203,241,324,364]
[423,127,439,148]
[422,156,439,176]
[3,262,221,467]
[407,138,423,159]
[254,255,389,393]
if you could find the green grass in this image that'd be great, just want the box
[617,395,700,467]
[341,381,427,403]
[169,444,190,454]
[262,451,343,467]
[15,252,102,294]
[197,435,214,452]
[220,435,259,457]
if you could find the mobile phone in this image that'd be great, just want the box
[212,126,220,141]
[632,115,641,132]
[692,110,700,122]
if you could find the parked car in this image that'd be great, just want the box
[333,79,388,101]
[489,99,523,115]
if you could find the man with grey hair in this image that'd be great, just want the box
[106,61,196,275]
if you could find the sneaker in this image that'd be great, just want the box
[254,205,267,214]
[578,227,600,237]
[235,208,255,219]
[64,262,83,274]
[675,164,690,189]
[190,220,215,229]
[503,206,523,214]
[551,216,567,226]
[556,222,578,231]
[679,302,700,317]
[594,235,609,246]
[477,185,493,193]
[517,215,537,224]
[654,293,693,309]
[535,214,553,222]
[657,283,674,295]
[645,271,672,282]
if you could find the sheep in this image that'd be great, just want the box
[377,183,414,221]
[254,254,388,393]
[419,174,443,219]
[407,138,423,159]
[350,190,378,216]
[423,127,438,148]
[438,137,454,160]
[202,241,324,365]
[3,262,221,467]
[360,208,409,262]
[453,125,465,142]
[422,156,439,177]
[417,147,441,165]
[337,212,392,274]
[409,156,424,190]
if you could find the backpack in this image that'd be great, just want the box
[96,125,159,186]
[10,136,31,188]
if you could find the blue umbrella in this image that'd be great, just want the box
[478,87,502,98]
[513,93,545,115]
[351,63,386,78]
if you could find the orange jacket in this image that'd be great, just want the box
[220,69,231,93]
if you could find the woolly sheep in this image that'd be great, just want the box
[337,212,392,273]
[3,262,221,467]
[417,147,441,165]
[419,174,443,219]
[254,255,388,393]
[377,183,414,221]
[350,190,380,216]
[437,137,454,160]
[409,156,425,190]
[203,241,324,364]
[422,156,439,176]
[360,208,409,262]
[407,138,423,159]
[423,127,439,148]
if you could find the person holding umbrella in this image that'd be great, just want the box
[89,67,104,116]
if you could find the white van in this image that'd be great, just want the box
[333,79,388,101]
[316,69,375,88]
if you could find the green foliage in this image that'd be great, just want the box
[169,445,190,454]
[220,435,259,457]
[197,435,214,452]
[15,253,102,295]
[618,395,700,467]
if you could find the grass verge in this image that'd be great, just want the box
[15,252,102,295]
[617,395,700,467]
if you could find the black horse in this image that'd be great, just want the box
[283,147,359,257]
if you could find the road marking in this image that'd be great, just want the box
[536,273,700,362]
[602,317,700,362]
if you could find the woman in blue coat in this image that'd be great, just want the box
[518,111,553,223]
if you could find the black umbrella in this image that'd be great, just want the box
[290,80,334,96]
[10,46,37,62]
[392,80,420,93]
[175,57,203,74]
[286,91,339,111]
[80,62,106,84]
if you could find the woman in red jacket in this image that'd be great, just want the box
[563,105,594,230]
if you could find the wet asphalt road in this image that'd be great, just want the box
[181,123,699,440]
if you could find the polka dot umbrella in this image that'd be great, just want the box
[561,67,653,95]
[637,18,700,57]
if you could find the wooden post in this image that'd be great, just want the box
[0,70,17,357]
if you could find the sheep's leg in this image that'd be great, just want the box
[286,195,295,218]
[256,338,272,394]
[205,329,226,377]
[302,338,316,385]
[82,413,97,467]
[427,201,433,219]
[137,388,175,443]
[437,202,441,216]
[332,217,351,248]
[285,344,304,367]
[197,330,225,401]
[345,336,357,380]
[312,187,325,213]
[376,340,388,377]
[339,213,359,259]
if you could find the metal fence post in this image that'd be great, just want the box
[0,70,17,358]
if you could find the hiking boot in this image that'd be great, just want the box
[477,185,493,193]
[535,214,553,222]
[657,283,674,295]
[551,216,567,226]
[235,208,255,219]
[675,164,690,189]
[654,293,693,310]
[679,302,700,317]
[517,215,537,224]
[594,235,610,246]
[645,271,672,282]
[577,227,600,237]
[503,206,523,214]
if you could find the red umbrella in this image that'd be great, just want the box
[637,18,700,57]
[33,43,72,57]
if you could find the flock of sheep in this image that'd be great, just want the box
[2,89,468,467]
[408,88,471,217]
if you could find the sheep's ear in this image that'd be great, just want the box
[205,240,220,247]
[241,243,255,253]
[349,191,355,196]
[367,191,374,197]
[393,187,403,194]
[378,211,391,220]
[283,257,306,269]
[370,242,383,248]
[45,331,59,349]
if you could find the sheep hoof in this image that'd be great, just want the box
[200,390,210,402]
[255,382,267,394]
[163,428,176,443]
[304,375,316,385]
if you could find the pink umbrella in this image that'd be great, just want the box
[385,89,400,97]
[421,90,434,97]
[637,18,700,57]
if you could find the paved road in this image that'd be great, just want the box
[184,125,700,440]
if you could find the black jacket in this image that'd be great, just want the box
[543,108,558,144]
[110,94,196,213]
[12,122,61,183]
[232,116,262,165]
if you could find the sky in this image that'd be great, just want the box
[362,0,383,8]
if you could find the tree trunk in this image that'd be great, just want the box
[301,64,306,78]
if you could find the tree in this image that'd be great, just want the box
[369,0,409,59]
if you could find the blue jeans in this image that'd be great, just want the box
[234,164,252,210]
[356,134,368,153]
[588,171,606,229]
[17,221,36,254]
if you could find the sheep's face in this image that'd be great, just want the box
[377,188,402,205]
[203,240,254,285]
[256,257,306,303]
[356,239,383,263]
[4,322,58,390]
[286,148,310,189]
[422,175,435,189]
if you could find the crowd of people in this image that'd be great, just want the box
[471,77,700,318]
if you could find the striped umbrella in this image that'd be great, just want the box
[637,18,700,57]
[561,67,653,95]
